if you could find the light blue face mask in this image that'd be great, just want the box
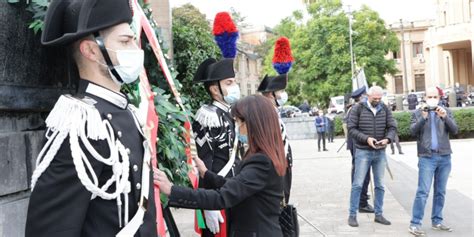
[276,91,289,107]
[223,85,241,105]
[238,134,248,144]
[236,122,248,144]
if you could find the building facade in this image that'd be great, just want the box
[385,0,473,94]
[235,26,274,96]
[149,0,173,59]
[386,20,433,94]
[235,42,263,96]
[425,0,473,92]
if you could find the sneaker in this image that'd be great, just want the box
[432,223,453,232]
[408,226,426,236]
[348,216,359,227]
[374,215,391,225]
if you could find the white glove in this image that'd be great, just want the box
[204,210,224,234]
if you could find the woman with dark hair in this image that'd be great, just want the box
[154,95,287,237]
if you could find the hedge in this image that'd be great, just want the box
[332,108,474,141]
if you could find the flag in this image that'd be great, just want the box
[352,68,369,92]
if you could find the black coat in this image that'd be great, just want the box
[348,102,397,150]
[25,80,157,237]
[192,101,237,183]
[168,153,284,237]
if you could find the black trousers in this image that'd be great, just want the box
[317,132,326,150]
[390,134,402,154]
[327,128,334,142]
[350,147,371,207]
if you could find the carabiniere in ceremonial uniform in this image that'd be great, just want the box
[25,0,157,236]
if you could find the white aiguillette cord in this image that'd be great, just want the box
[217,125,239,177]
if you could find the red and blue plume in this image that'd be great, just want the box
[213,12,239,58]
[272,37,294,74]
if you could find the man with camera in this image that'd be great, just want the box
[408,87,458,236]
[347,86,397,227]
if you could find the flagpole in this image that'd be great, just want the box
[347,5,355,79]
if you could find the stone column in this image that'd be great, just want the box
[0,2,74,236]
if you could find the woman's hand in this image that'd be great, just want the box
[153,167,173,195]
[193,156,208,178]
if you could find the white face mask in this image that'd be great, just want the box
[426,98,439,107]
[276,91,288,107]
[99,48,144,85]
[223,84,241,105]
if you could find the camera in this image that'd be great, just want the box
[422,105,438,112]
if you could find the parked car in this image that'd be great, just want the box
[384,94,397,111]
[280,105,302,118]
[328,96,345,114]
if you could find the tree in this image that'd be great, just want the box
[260,0,399,108]
[172,4,221,112]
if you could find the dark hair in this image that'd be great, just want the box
[231,95,287,176]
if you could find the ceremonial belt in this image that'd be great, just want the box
[116,140,151,237]
[217,125,239,177]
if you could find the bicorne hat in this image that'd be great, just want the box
[41,0,133,46]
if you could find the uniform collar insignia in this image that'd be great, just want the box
[213,100,230,112]
[85,83,128,109]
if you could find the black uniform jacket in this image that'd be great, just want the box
[25,80,157,237]
[192,101,237,185]
[169,153,284,237]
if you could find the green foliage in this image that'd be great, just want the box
[140,6,192,188]
[450,108,474,137]
[25,0,48,34]
[260,0,399,108]
[392,111,411,140]
[172,4,221,112]
[333,116,343,135]
[393,108,474,141]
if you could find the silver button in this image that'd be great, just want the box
[126,148,131,155]
[136,183,141,190]
[118,131,122,138]
[107,114,112,120]
[133,165,138,172]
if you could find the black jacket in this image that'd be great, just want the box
[193,101,238,185]
[25,80,157,237]
[410,107,458,157]
[348,102,397,150]
[169,154,284,237]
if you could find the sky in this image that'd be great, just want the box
[170,0,437,27]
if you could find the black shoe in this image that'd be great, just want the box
[399,152,404,155]
[374,215,391,225]
[391,152,395,155]
[348,216,359,227]
[323,148,328,151]
[359,204,374,213]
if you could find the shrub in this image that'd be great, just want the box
[394,108,474,141]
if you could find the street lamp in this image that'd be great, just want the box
[399,19,409,95]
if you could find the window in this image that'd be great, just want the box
[247,83,251,95]
[415,74,425,92]
[413,42,423,57]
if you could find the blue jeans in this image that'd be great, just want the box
[410,154,451,227]
[349,148,387,216]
